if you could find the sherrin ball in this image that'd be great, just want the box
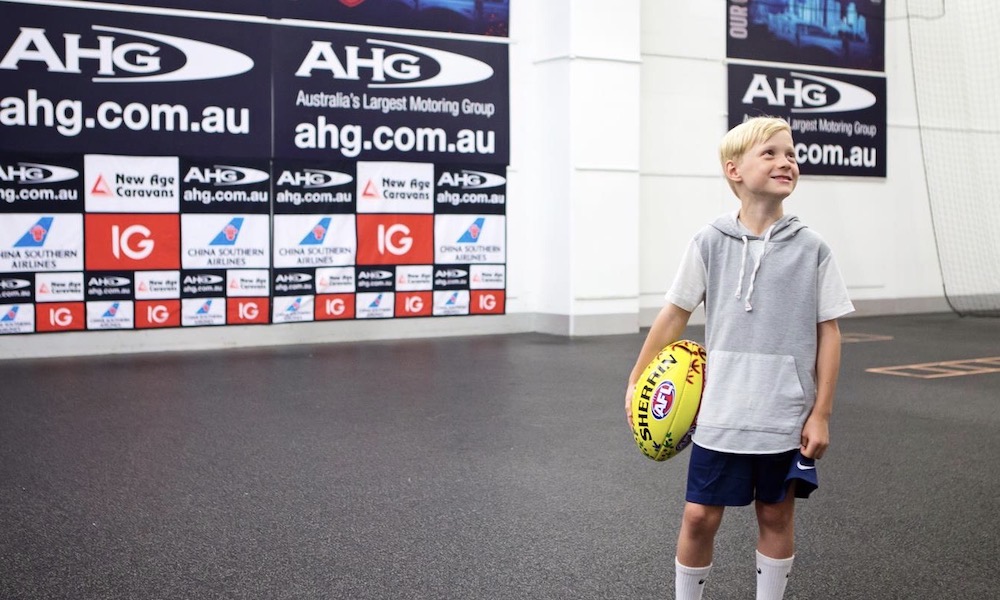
[630,340,706,461]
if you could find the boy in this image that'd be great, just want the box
[625,117,854,600]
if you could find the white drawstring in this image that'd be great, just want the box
[742,223,777,312]
[734,235,749,301]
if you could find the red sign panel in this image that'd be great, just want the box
[395,291,432,317]
[356,215,433,265]
[471,290,505,314]
[85,214,180,270]
[226,298,270,325]
[315,294,356,320]
[34,302,85,332]
[135,300,182,329]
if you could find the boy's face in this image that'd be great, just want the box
[727,130,799,200]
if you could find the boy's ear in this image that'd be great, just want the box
[724,159,742,184]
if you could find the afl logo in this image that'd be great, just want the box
[651,381,676,420]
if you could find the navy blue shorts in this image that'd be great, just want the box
[685,444,817,506]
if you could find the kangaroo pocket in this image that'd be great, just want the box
[699,351,806,435]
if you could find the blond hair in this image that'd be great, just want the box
[719,116,792,169]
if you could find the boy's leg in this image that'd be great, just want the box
[677,502,725,566]
[755,485,795,558]
[675,502,724,600]
[754,485,796,600]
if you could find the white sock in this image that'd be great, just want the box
[675,557,712,600]
[755,551,794,600]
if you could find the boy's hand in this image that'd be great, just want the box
[800,413,830,459]
[624,383,635,428]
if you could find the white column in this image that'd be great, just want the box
[520,0,642,336]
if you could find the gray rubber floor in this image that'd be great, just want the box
[1,313,998,600]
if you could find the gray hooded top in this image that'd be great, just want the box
[667,211,854,454]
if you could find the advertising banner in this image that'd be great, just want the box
[60,1,510,37]
[178,156,272,327]
[433,164,506,215]
[273,160,356,215]
[272,26,508,163]
[0,154,84,213]
[728,63,886,177]
[726,0,885,72]
[84,155,179,213]
[275,0,510,38]
[72,1,269,17]
[0,2,272,157]
[179,159,272,215]
[1,213,84,272]
[0,0,508,334]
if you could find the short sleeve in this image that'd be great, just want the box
[817,252,855,322]
[665,238,706,312]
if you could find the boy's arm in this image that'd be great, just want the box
[624,303,693,424]
[801,318,842,459]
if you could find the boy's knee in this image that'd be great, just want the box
[683,503,724,534]
[755,499,794,532]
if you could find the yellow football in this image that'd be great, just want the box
[630,340,706,461]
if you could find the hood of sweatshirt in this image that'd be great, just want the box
[710,210,808,312]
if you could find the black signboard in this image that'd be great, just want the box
[727,0,885,72]
[271,26,509,163]
[0,2,272,157]
[728,63,886,177]
[0,154,84,213]
[275,0,510,37]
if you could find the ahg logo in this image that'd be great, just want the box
[0,26,254,82]
[0,278,30,290]
[742,72,876,114]
[275,273,312,283]
[437,170,506,190]
[184,165,269,187]
[0,163,78,185]
[184,274,224,285]
[89,276,130,287]
[357,270,392,280]
[296,39,493,89]
[277,169,353,189]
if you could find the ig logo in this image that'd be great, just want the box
[111,224,154,260]
[377,223,412,256]
[49,307,73,327]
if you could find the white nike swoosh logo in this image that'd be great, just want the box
[797,461,816,470]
